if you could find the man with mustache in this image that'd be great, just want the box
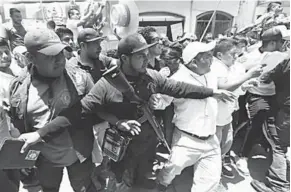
[8,28,101,192]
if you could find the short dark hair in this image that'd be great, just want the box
[55,27,73,39]
[0,38,9,48]
[138,26,157,44]
[261,39,282,48]
[47,20,56,30]
[68,8,80,19]
[213,38,237,57]
[9,8,20,16]
[161,42,183,61]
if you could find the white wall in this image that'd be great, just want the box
[235,0,258,30]
[134,0,254,34]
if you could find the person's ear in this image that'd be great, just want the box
[120,54,129,64]
[25,52,34,64]
[79,42,85,49]
[216,52,223,60]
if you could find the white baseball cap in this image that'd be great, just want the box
[182,41,216,64]
[13,46,27,55]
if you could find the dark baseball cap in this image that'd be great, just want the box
[77,28,106,45]
[24,28,72,56]
[118,33,157,56]
[261,25,289,41]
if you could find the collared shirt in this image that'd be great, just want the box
[211,58,245,126]
[154,65,218,137]
[27,73,78,167]
[4,22,26,51]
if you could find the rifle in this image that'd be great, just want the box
[103,66,171,153]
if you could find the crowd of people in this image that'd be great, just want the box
[0,1,289,192]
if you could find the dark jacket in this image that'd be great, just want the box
[268,59,290,113]
[8,65,95,160]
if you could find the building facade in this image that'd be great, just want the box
[0,0,289,43]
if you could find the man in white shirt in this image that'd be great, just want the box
[155,41,235,192]
[211,38,264,179]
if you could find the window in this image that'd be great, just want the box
[196,11,233,39]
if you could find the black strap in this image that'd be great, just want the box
[177,128,212,140]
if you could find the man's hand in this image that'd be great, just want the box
[116,120,141,136]
[149,94,162,110]
[213,89,236,102]
[242,79,259,91]
[246,64,266,78]
[18,132,42,153]
[159,67,171,77]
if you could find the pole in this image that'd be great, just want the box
[199,0,222,42]
[189,0,194,33]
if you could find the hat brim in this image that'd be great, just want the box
[113,0,139,38]
[85,36,106,43]
[37,43,72,56]
[184,41,216,65]
[131,42,157,54]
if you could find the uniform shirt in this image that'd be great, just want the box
[4,22,26,51]
[238,48,275,96]
[153,65,218,137]
[27,74,78,167]
[211,58,245,126]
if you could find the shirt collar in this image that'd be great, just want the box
[213,57,229,69]
[76,51,95,71]
[182,64,206,78]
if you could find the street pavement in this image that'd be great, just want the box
[20,139,287,192]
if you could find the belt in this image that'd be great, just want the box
[178,128,212,140]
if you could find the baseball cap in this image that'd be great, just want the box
[261,25,290,41]
[183,41,216,64]
[13,46,27,55]
[117,33,157,56]
[24,28,72,56]
[77,28,106,45]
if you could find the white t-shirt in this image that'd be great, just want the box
[211,58,245,126]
